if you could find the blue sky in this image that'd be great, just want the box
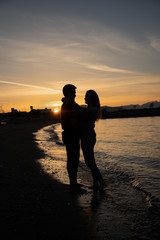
[0,0,160,111]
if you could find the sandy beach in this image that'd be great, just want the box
[1,120,160,240]
[0,120,97,239]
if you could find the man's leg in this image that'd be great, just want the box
[62,132,80,185]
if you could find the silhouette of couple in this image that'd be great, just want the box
[61,84,106,191]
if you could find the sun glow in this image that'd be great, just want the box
[54,109,59,113]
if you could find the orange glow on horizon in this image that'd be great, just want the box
[1,95,159,114]
[0,74,160,113]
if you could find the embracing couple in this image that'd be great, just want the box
[61,84,106,191]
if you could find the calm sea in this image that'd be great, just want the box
[35,116,160,239]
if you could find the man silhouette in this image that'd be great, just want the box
[61,84,80,187]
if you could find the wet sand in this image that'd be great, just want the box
[0,120,97,239]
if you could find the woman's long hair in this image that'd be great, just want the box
[86,90,102,120]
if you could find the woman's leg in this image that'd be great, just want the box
[81,135,102,182]
[81,132,106,190]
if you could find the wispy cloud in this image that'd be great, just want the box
[0,17,158,76]
[0,80,60,94]
[0,13,160,109]
[80,63,137,74]
[149,37,160,52]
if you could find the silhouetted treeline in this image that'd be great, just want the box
[101,107,160,119]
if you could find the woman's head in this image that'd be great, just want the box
[85,90,101,119]
[85,90,100,107]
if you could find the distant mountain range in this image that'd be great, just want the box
[102,101,160,112]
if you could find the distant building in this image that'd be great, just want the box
[11,108,18,113]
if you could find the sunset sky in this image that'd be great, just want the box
[0,0,160,112]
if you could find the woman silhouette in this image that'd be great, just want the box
[79,90,106,190]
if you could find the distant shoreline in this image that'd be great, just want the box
[0,107,160,126]
[102,107,160,119]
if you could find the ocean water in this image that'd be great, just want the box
[35,116,160,240]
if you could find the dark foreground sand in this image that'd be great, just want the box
[1,120,160,240]
[0,120,97,239]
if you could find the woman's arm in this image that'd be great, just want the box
[62,97,91,120]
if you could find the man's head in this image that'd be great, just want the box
[62,84,76,100]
